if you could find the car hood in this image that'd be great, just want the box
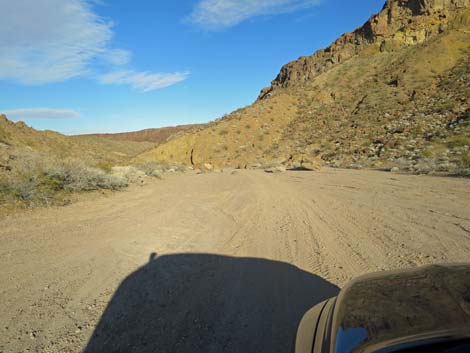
[330,264,470,353]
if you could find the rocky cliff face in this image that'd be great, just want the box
[259,0,470,99]
[139,0,470,176]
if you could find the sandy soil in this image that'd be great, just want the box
[1,168,470,353]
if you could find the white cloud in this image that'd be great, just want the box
[0,0,116,84]
[3,108,81,120]
[98,70,189,92]
[188,0,321,30]
[0,0,188,91]
[103,49,132,66]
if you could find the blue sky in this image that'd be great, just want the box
[0,0,383,134]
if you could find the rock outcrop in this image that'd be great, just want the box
[139,0,470,176]
[259,0,470,99]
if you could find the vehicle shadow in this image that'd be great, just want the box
[83,253,339,353]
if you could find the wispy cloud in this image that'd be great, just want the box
[188,0,321,30]
[98,71,190,92]
[0,0,188,91]
[0,0,115,84]
[3,108,81,120]
[103,49,132,66]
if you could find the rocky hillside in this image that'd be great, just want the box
[0,115,154,168]
[259,0,470,98]
[137,0,470,175]
[82,124,204,144]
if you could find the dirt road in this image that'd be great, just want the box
[1,169,470,353]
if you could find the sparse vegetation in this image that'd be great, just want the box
[133,162,164,178]
[455,152,470,176]
[446,136,470,148]
[0,150,188,209]
[461,153,470,168]
[86,3,470,177]
[0,124,10,144]
[0,152,128,208]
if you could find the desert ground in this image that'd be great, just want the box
[1,168,470,353]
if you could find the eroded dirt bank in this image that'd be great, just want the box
[1,169,470,353]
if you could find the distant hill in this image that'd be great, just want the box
[137,0,470,175]
[0,114,154,168]
[82,124,204,144]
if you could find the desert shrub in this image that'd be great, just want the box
[454,152,470,177]
[134,162,164,178]
[111,166,146,183]
[393,157,413,171]
[111,166,146,184]
[446,136,470,148]
[45,160,128,191]
[0,171,41,205]
[0,152,127,208]
[413,158,438,174]
[219,129,229,136]
[436,99,456,113]
[166,163,187,173]
[259,161,283,170]
[134,161,186,175]
[461,152,470,168]
[454,167,470,177]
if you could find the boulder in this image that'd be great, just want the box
[203,163,213,171]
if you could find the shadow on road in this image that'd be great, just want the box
[83,253,339,353]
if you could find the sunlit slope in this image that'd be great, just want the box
[268,28,470,172]
[0,115,154,167]
[136,94,299,168]
[137,0,470,174]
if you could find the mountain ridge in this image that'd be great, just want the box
[136,0,470,175]
[80,124,205,144]
[259,0,470,99]
[0,114,154,168]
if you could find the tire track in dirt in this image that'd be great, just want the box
[1,169,470,353]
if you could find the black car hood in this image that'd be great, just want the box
[330,264,470,353]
